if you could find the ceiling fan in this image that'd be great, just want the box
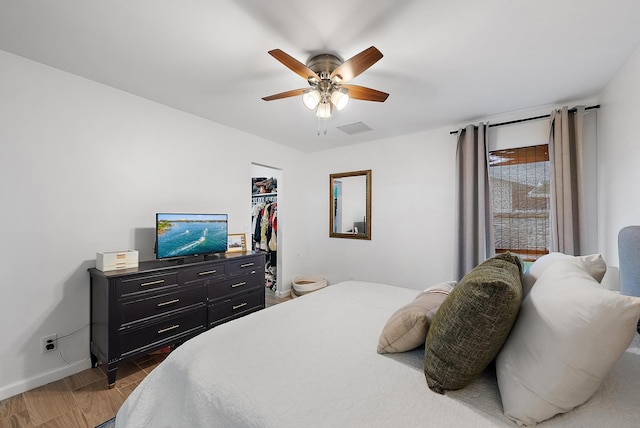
[262,46,389,119]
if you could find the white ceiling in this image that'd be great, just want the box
[2,0,640,152]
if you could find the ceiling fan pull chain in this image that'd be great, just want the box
[316,116,328,136]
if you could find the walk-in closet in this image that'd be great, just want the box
[251,164,281,293]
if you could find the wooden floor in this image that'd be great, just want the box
[265,287,291,307]
[0,288,291,428]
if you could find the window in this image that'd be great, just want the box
[489,144,550,261]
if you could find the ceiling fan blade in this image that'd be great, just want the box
[262,88,307,101]
[342,84,389,102]
[330,46,383,83]
[268,49,321,83]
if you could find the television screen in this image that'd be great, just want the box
[156,213,228,259]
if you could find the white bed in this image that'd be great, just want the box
[115,280,640,427]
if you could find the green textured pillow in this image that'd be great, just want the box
[423,253,523,393]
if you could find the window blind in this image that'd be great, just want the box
[489,144,550,261]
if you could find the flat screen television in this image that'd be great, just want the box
[155,213,228,260]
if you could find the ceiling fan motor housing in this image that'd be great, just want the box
[306,54,343,79]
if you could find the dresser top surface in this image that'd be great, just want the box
[89,251,265,278]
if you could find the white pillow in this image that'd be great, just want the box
[522,252,606,296]
[496,259,640,426]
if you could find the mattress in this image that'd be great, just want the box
[115,281,640,427]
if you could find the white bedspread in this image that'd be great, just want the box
[116,281,640,427]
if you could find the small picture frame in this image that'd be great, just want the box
[227,233,247,253]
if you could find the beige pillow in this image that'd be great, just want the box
[377,282,453,354]
[522,252,606,296]
[496,259,640,426]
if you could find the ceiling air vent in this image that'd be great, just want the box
[337,122,373,135]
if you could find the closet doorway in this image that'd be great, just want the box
[251,163,281,296]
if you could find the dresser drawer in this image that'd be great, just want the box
[119,308,206,357]
[120,286,206,326]
[227,256,263,276]
[207,273,262,301]
[181,263,226,283]
[209,289,263,326]
[118,271,178,297]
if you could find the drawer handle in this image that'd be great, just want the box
[198,270,217,276]
[233,302,247,310]
[231,282,246,288]
[157,324,180,334]
[140,279,165,287]
[240,263,254,268]
[157,298,180,307]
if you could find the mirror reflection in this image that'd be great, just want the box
[330,170,371,240]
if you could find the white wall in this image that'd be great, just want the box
[0,50,304,400]
[597,43,640,266]
[294,104,603,291]
[299,129,458,290]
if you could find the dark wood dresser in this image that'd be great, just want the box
[89,252,265,387]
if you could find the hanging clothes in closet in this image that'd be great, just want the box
[251,176,278,290]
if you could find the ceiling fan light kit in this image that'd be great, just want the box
[331,89,349,111]
[316,101,332,119]
[263,46,389,127]
[302,89,321,110]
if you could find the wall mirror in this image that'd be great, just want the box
[330,169,371,240]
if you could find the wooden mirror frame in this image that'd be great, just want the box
[329,169,372,240]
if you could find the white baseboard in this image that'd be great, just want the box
[276,286,291,298]
[0,360,91,401]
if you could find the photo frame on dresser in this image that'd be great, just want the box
[227,233,247,252]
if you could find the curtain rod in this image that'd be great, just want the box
[449,105,600,135]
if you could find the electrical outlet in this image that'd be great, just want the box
[42,334,57,353]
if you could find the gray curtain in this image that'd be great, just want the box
[455,123,494,280]
[548,106,586,255]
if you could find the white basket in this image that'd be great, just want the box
[290,275,328,298]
